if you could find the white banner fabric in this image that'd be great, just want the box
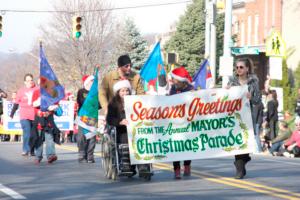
[124,86,256,164]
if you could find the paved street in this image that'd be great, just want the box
[0,142,300,200]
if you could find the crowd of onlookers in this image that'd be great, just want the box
[257,87,300,158]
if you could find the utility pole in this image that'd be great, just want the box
[205,0,211,58]
[220,0,234,87]
[205,0,217,86]
[223,0,232,57]
[210,0,217,86]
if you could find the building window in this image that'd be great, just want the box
[254,15,259,45]
[241,21,245,46]
[247,15,252,45]
[234,21,239,34]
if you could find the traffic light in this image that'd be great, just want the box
[167,53,177,64]
[216,0,225,10]
[0,16,3,38]
[72,16,82,39]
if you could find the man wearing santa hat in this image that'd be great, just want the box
[170,66,194,179]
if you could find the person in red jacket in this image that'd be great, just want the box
[12,74,37,156]
[282,117,300,158]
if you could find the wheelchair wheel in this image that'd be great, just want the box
[106,157,113,179]
[102,137,112,179]
[144,174,151,181]
[111,168,118,180]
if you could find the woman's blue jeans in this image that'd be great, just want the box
[20,119,32,154]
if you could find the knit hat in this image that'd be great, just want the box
[117,55,131,67]
[113,80,132,94]
[82,75,94,89]
[171,66,192,83]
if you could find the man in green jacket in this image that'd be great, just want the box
[99,54,144,113]
[269,120,292,155]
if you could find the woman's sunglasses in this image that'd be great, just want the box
[236,65,245,69]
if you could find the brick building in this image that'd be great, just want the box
[232,0,300,88]
[282,0,300,70]
[232,0,283,89]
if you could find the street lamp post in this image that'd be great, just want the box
[221,0,233,87]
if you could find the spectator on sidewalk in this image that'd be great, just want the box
[0,88,8,142]
[281,117,300,158]
[295,89,300,117]
[266,90,278,140]
[269,120,292,155]
[0,88,8,115]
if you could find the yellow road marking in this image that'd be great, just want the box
[57,145,300,200]
[154,163,300,198]
[154,163,300,200]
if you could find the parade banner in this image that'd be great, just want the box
[2,100,74,132]
[124,86,256,164]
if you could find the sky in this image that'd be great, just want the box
[0,0,190,53]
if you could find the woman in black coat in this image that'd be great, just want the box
[266,90,278,140]
[227,58,262,179]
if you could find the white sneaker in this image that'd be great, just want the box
[283,152,291,158]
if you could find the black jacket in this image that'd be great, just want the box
[76,88,89,111]
[76,88,101,112]
[10,103,19,118]
[295,98,300,116]
[106,98,127,135]
[30,114,61,149]
[266,99,278,122]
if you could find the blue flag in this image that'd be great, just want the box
[193,59,213,90]
[76,69,99,139]
[140,42,165,91]
[40,45,65,111]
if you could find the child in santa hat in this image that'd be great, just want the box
[106,80,152,179]
[169,66,194,179]
[77,75,94,110]
[76,75,99,163]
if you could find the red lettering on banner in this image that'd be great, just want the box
[130,97,243,122]
[187,97,243,121]
[130,101,186,121]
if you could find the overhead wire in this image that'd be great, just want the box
[0,1,191,14]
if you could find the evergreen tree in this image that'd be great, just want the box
[164,0,205,74]
[290,62,300,112]
[115,18,149,72]
[164,0,224,76]
[270,59,294,112]
[293,62,300,90]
